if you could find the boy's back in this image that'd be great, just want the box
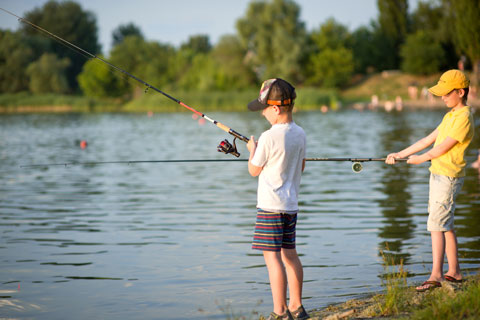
[251,122,306,212]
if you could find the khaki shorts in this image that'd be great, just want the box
[427,173,464,232]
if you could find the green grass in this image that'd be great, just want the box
[119,88,339,112]
[365,247,480,319]
[0,92,122,112]
[402,276,480,320]
[308,244,480,319]
[0,88,339,113]
[376,249,410,316]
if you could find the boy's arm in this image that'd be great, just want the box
[407,136,458,164]
[386,128,438,164]
[247,135,263,177]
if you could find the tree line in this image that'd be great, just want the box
[0,0,478,99]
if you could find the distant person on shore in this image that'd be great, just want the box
[408,82,418,100]
[246,78,308,320]
[386,70,474,292]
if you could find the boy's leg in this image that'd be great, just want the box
[281,248,303,311]
[416,231,444,291]
[263,251,288,315]
[430,231,445,280]
[444,230,462,279]
[420,173,464,290]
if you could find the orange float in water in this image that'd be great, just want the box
[80,140,87,149]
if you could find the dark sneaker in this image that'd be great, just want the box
[290,305,309,320]
[266,309,294,320]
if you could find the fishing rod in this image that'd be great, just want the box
[0,7,247,158]
[307,157,408,173]
[20,158,407,173]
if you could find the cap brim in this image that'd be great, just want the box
[247,99,266,111]
[428,84,453,96]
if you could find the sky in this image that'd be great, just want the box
[0,0,419,54]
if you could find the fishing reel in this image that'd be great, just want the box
[352,162,363,173]
[217,138,240,157]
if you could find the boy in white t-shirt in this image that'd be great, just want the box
[246,78,308,320]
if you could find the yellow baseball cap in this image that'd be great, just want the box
[428,69,470,96]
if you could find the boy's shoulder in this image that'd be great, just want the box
[259,123,303,142]
[263,122,305,135]
[442,106,472,121]
[288,121,306,136]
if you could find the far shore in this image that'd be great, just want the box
[1,100,478,114]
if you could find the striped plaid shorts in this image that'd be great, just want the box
[252,209,297,252]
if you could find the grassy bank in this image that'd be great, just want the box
[225,252,479,320]
[307,251,480,320]
[307,273,480,320]
[341,71,441,103]
[0,88,338,113]
[0,92,123,112]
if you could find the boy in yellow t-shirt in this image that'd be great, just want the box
[386,70,474,292]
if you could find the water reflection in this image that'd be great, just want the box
[377,111,415,265]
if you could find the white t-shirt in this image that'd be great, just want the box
[251,122,306,212]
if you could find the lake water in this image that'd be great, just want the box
[1,109,479,319]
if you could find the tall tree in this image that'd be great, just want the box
[0,30,33,92]
[350,26,378,73]
[112,23,144,47]
[400,30,445,74]
[180,35,212,55]
[448,0,480,88]
[210,35,256,90]
[236,0,307,82]
[410,0,457,70]
[109,36,176,96]
[306,19,354,87]
[172,35,213,89]
[21,0,101,91]
[377,0,409,69]
[177,35,256,91]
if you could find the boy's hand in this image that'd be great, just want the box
[247,136,257,154]
[407,155,424,165]
[247,136,262,177]
[385,153,400,164]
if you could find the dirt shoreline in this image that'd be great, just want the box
[305,275,478,320]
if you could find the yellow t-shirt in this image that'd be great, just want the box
[429,106,474,177]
